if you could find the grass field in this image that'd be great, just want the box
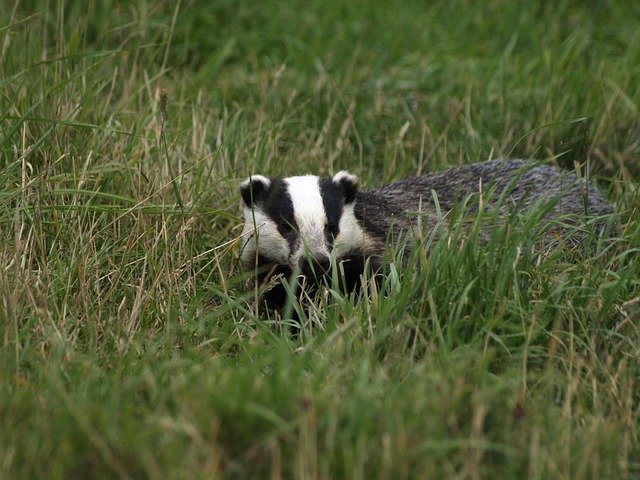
[1,1,640,478]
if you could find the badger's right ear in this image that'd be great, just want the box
[332,170,359,204]
[240,175,271,207]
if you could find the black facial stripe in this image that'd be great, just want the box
[319,178,343,245]
[261,178,298,242]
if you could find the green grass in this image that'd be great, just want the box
[1,0,640,478]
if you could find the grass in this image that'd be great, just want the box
[1,0,639,478]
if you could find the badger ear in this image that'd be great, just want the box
[332,170,358,204]
[240,175,271,207]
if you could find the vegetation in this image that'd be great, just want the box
[1,1,639,478]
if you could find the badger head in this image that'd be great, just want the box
[239,171,365,279]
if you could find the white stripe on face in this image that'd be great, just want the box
[286,175,326,227]
[332,203,372,258]
[240,206,290,266]
[286,175,330,267]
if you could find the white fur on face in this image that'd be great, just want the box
[286,175,326,227]
[332,203,373,258]
[240,206,289,266]
[286,175,330,268]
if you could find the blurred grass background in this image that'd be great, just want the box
[1,1,639,478]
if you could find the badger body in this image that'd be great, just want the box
[239,159,613,312]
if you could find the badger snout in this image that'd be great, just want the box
[298,253,331,278]
[294,225,331,277]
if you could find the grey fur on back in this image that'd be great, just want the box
[353,159,613,242]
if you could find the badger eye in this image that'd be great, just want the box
[280,219,295,234]
[325,222,338,237]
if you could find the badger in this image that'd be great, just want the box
[239,159,613,313]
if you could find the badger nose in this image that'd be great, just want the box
[298,254,331,278]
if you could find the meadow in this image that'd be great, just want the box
[1,1,639,478]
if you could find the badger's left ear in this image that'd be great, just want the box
[332,170,358,204]
[240,175,271,207]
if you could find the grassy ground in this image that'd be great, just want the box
[1,0,639,478]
